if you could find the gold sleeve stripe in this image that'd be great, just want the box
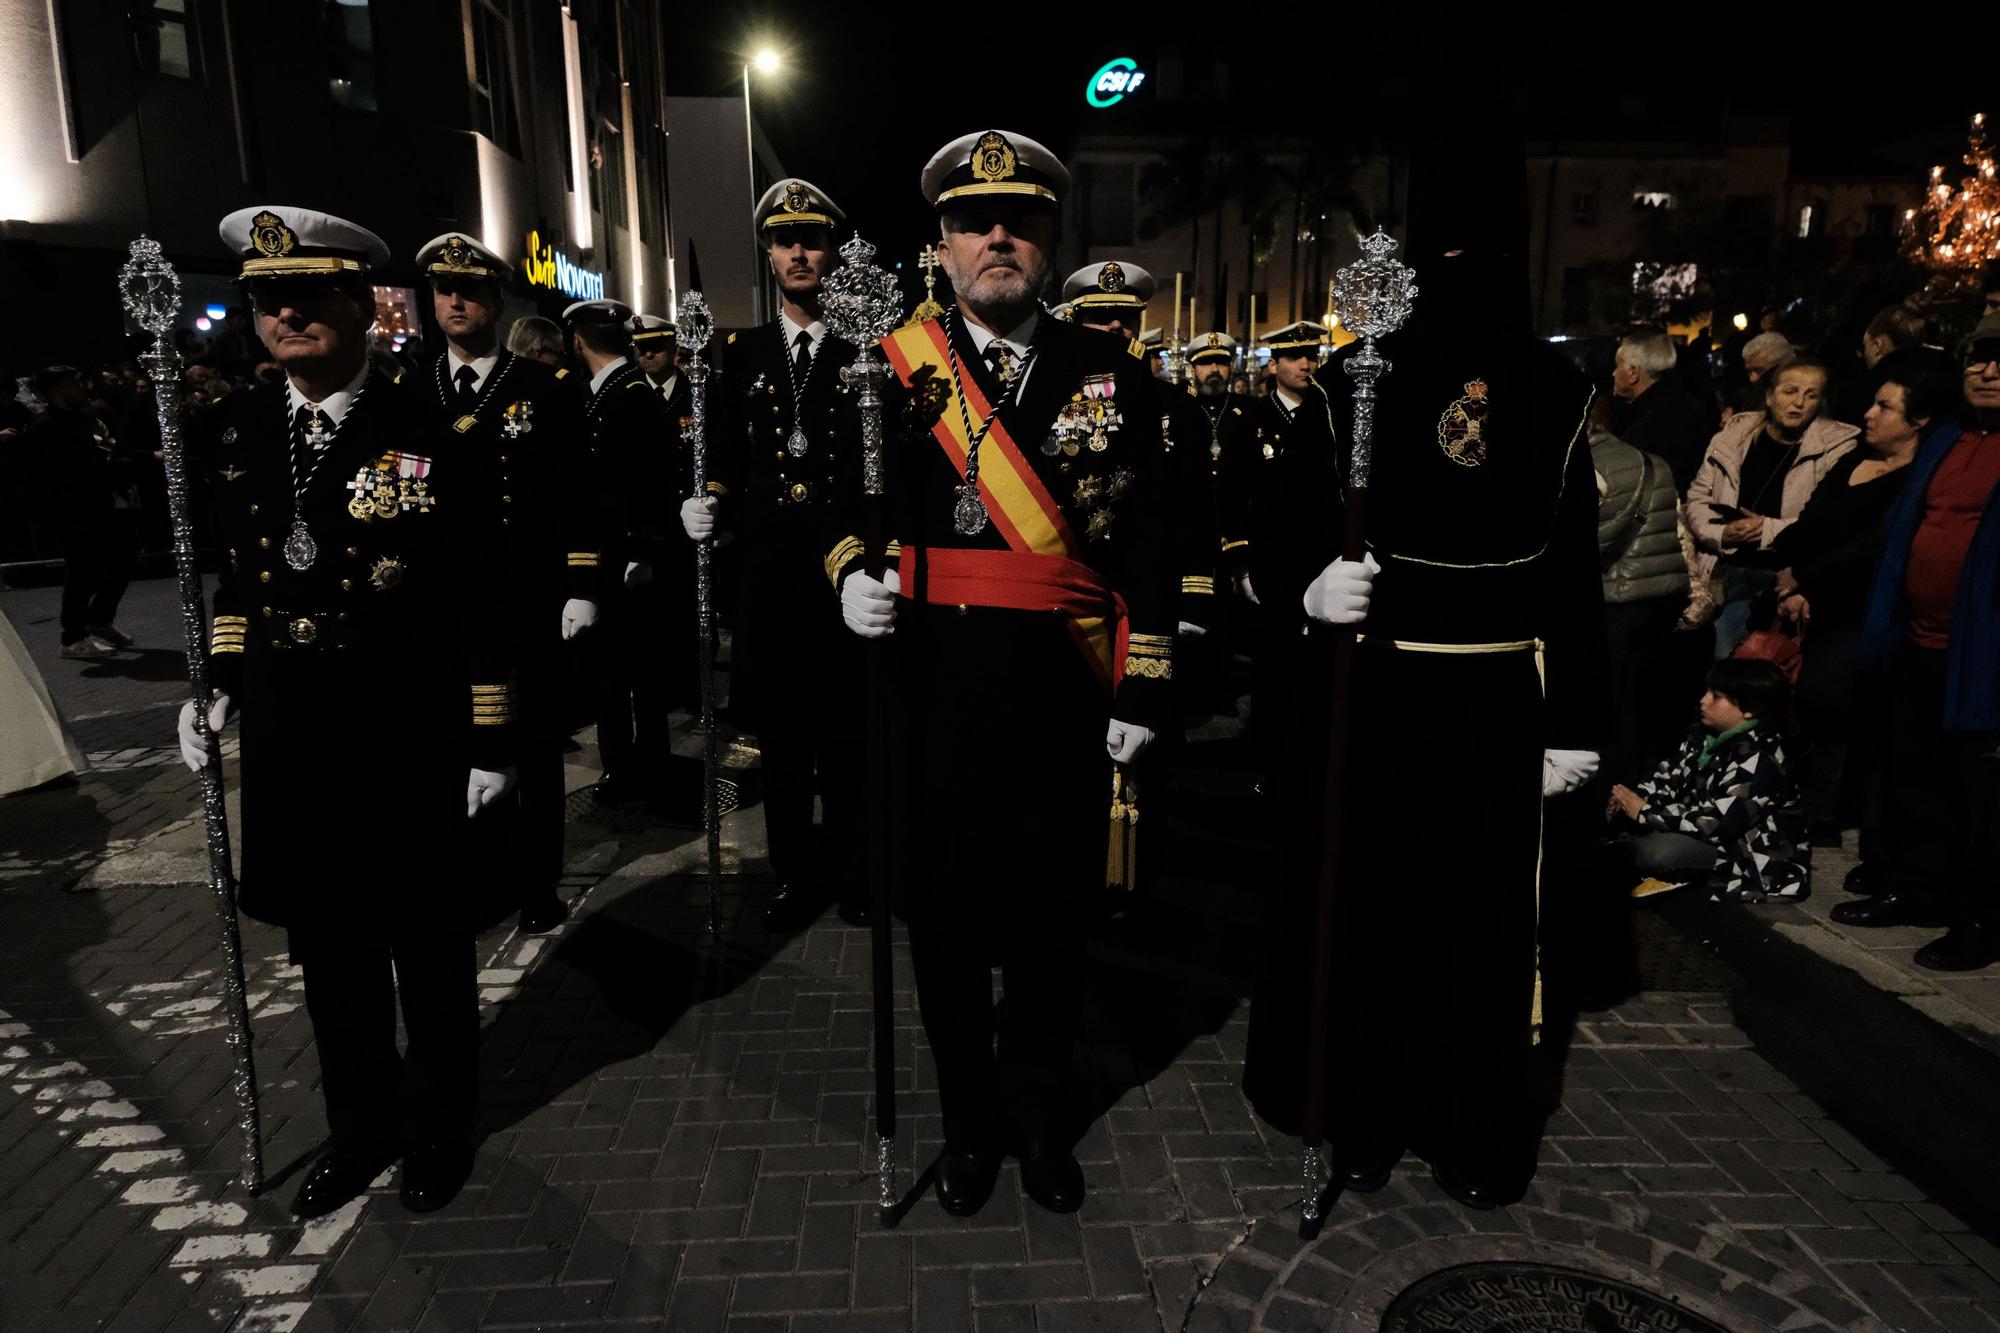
[1181,576,1215,594]
[1124,657,1172,679]
[567,553,601,567]
[825,535,864,587]
[1127,633,1174,653]
[706,481,730,497]
[1220,539,1249,553]
[213,616,248,628]
[472,714,514,726]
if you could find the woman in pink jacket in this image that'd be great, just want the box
[1684,356,1858,656]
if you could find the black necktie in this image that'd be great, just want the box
[792,330,813,384]
[454,364,478,411]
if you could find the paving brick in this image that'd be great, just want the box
[729,1271,851,1314]
[972,1263,1091,1305]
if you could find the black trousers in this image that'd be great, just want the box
[59,516,137,643]
[761,725,857,898]
[596,582,672,782]
[512,643,566,908]
[299,937,478,1152]
[907,925,1086,1152]
[1884,646,2000,926]
[1601,596,1682,789]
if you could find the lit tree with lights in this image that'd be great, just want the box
[1904,112,2000,292]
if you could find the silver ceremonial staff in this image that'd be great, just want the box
[675,292,723,943]
[118,238,265,1192]
[1298,228,1415,1236]
[820,234,904,1225]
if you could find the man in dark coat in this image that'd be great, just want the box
[1611,328,1712,492]
[564,299,689,806]
[686,179,866,929]
[414,233,601,932]
[1239,118,1608,1210]
[1219,321,1345,787]
[177,205,516,1218]
[31,365,149,656]
[832,130,1177,1217]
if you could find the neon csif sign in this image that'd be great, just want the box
[1085,58,1147,108]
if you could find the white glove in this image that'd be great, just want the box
[1541,749,1601,797]
[680,495,719,542]
[175,693,231,774]
[1234,572,1260,605]
[841,567,901,638]
[1177,619,1207,638]
[561,598,598,640]
[625,560,653,587]
[1106,718,1155,764]
[467,766,517,817]
[1303,552,1379,625]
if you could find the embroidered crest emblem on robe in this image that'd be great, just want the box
[1437,379,1490,467]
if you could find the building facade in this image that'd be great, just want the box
[1,0,677,369]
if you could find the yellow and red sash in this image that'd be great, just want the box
[881,319,1124,688]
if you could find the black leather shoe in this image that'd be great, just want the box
[399,1140,474,1214]
[1843,863,1875,896]
[519,897,569,933]
[935,1148,1001,1217]
[1430,1161,1500,1211]
[1018,1139,1085,1214]
[292,1144,396,1218]
[1830,893,1947,928]
[1340,1154,1400,1193]
[1914,923,1999,973]
[836,900,872,928]
[762,883,826,932]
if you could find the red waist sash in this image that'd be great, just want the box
[896,546,1128,689]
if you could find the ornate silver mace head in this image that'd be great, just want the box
[1333,228,1418,347]
[821,234,904,348]
[120,237,182,341]
[675,291,714,356]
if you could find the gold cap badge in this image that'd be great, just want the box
[1099,262,1125,294]
[441,235,472,267]
[971,131,1017,184]
[783,182,808,214]
[250,211,298,260]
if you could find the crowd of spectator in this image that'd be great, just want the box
[1590,264,2000,973]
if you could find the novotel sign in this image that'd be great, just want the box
[522,230,605,301]
[1086,58,1147,109]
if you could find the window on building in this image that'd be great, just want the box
[1087,163,1135,247]
[323,0,377,111]
[1570,190,1599,226]
[1797,202,1821,240]
[1631,190,1674,211]
[598,118,626,234]
[469,0,521,155]
[131,0,193,79]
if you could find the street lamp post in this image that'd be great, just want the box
[743,47,781,324]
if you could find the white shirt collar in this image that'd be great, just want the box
[652,372,678,397]
[963,309,1040,360]
[780,308,826,354]
[285,360,371,433]
[1275,385,1302,413]
[447,347,500,394]
[589,356,629,397]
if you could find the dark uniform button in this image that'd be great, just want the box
[346,547,359,558]
[248,503,259,515]
[258,537,271,549]
[258,570,272,583]
[501,517,511,527]
[340,579,354,591]
[501,495,512,504]
[260,606,271,617]
[499,454,510,464]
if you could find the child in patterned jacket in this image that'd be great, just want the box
[1607,658,1808,902]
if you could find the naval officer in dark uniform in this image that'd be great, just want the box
[415,232,600,933]
[832,131,1178,1217]
[630,314,684,407]
[685,179,866,930]
[177,206,515,1217]
[1219,321,1346,786]
[1180,331,1251,716]
[564,298,690,806]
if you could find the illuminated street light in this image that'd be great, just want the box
[753,48,782,76]
[743,45,787,321]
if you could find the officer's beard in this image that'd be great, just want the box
[1195,374,1227,399]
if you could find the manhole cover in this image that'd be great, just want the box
[1381,1261,1732,1333]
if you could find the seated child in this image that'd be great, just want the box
[1607,658,1807,902]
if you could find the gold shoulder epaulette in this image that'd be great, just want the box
[1125,338,1145,361]
[555,367,570,379]
[727,331,739,345]
[392,372,404,384]
[625,378,647,390]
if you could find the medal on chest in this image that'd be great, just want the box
[503,400,534,437]
[1042,375,1121,457]
[344,450,437,522]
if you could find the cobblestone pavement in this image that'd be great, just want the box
[3,579,1998,1332]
